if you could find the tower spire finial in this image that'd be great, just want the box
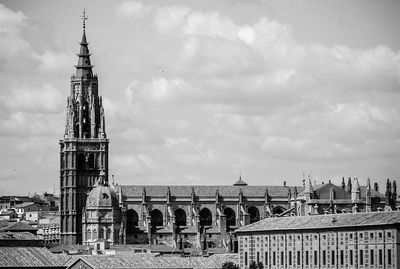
[81,8,88,31]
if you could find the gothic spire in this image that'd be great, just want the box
[75,9,93,78]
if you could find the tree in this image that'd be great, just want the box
[248,261,264,269]
[249,261,257,269]
[222,261,239,269]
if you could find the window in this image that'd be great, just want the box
[378,232,382,239]
[350,250,353,265]
[360,250,363,265]
[314,251,318,265]
[387,232,392,239]
[370,233,374,239]
[273,252,276,266]
[331,250,335,265]
[281,251,284,265]
[265,252,268,265]
[370,249,374,265]
[388,249,392,265]
[305,251,309,265]
[379,249,383,265]
[322,250,326,265]
[340,250,344,265]
[297,251,301,265]
[257,252,260,263]
[289,251,292,265]
[245,252,248,266]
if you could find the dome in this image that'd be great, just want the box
[233,176,248,186]
[86,181,119,208]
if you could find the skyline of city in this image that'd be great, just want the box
[0,0,399,195]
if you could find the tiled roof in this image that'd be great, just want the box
[0,231,40,240]
[121,185,302,198]
[65,253,238,269]
[0,247,66,267]
[13,202,35,208]
[237,211,400,233]
[0,221,37,231]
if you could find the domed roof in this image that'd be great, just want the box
[233,176,248,186]
[86,181,119,208]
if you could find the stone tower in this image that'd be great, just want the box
[60,11,109,245]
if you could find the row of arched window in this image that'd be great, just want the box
[126,206,269,235]
[86,226,114,241]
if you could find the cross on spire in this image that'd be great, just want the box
[81,8,88,31]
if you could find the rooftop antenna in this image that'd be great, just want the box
[81,8,88,31]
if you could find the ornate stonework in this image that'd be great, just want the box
[59,14,109,245]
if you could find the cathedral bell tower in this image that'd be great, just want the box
[60,10,109,245]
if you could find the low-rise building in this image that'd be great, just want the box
[13,202,40,218]
[236,211,400,269]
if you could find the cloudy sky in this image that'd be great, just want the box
[0,0,399,195]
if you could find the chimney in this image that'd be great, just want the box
[341,177,345,189]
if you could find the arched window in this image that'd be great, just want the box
[126,209,139,234]
[199,208,212,227]
[106,228,112,240]
[77,153,85,170]
[248,206,260,224]
[224,207,236,227]
[98,228,104,239]
[175,208,187,227]
[151,209,163,227]
[87,228,92,240]
[82,102,90,137]
[88,154,95,169]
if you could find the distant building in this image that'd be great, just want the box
[290,177,388,216]
[0,210,17,220]
[236,211,400,269]
[37,223,60,246]
[13,202,40,218]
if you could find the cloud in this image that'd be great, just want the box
[106,3,400,186]
[1,2,399,194]
[115,1,152,18]
[1,83,63,113]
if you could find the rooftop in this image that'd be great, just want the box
[0,220,37,232]
[65,253,238,269]
[0,247,66,267]
[236,211,400,233]
[0,231,40,240]
[121,185,302,198]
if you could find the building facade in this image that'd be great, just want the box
[82,172,123,246]
[60,14,393,252]
[59,13,109,245]
[236,211,400,269]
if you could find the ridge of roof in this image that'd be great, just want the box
[237,211,400,233]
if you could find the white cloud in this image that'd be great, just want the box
[115,1,152,18]
[1,83,63,113]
